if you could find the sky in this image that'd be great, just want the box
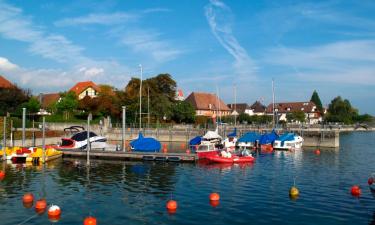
[0,0,374,114]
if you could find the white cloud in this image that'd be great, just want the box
[120,29,183,63]
[78,67,104,78]
[142,8,171,14]
[54,12,138,26]
[0,57,19,71]
[205,0,256,78]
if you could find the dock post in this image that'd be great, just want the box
[122,106,126,152]
[2,116,6,160]
[22,108,26,147]
[42,116,46,163]
[87,113,92,166]
[10,120,13,147]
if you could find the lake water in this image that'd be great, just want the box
[0,132,374,225]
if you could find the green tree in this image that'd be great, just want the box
[0,86,30,115]
[286,111,306,123]
[17,96,41,114]
[310,90,323,113]
[325,96,358,124]
[55,91,78,120]
[171,101,195,123]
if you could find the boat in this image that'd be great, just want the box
[8,146,62,163]
[202,127,222,147]
[273,133,303,150]
[130,132,161,152]
[259,130,278,151]
[207,151,255,164]
[189,135,202,151]
[196,141,220,159]
[237,132,260,150]
[57,129,107,150]
[222,128,237,151]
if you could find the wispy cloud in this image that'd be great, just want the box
[142,8,171,14]
[263,40,375,85]
[54,12,138,27]
[205,0,256,77]
[0,57,19,71]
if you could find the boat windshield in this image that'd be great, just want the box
[71,131,97,141]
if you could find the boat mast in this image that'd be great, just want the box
[147,86,150,128]
[234,83,237,127]
[139,64,143,130]
[272,78,275,128]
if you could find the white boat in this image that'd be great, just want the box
[273,133,303,150]
[57,130,107,150]
[222,128,237,151]
[202,127,222,147]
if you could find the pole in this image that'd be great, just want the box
[10,120,13,147]
[87,113,92,166]
[32,119,35,146]
[122,106,126,151]
[234,83,237,127]
[272,79,275,128]
[139,64,143,131]
[42,116,46,163]
[22,108,26,147]
[3,116,6,160]
[148,87,150,129]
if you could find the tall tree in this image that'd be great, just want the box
[325,96,358,124]
[171,101,195,123]
[0,86,30,115]
[310,90,323,113]
[55,91,78,120]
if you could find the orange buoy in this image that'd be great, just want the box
[162,144,168,153]
[23,193,34,204]
[35,199,47,213]
[210,200,220,207]
[186,149,191,154]
[351,185,361,196]
[180,143,186,149]
[0,170,5,180]
[209,192,220,201]
[315,149,321,155]
[84,216,97,225]
[166,200,177,213]
[48,205,61,222]
[368,177,374,185]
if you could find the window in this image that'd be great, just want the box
[86,90,88,96]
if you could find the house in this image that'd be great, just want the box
[250,101,266,116]
[39,93,61,109]
[0,75,15,88]
[227,103,253,115]
[175,89,184,101]
[184,92,231,117]
[265,101,322,124]
[69,81,100,100]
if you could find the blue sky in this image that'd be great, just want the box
[0,0,374,114]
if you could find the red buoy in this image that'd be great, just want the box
[84,216,97,225]
[315,149,321,155]
[351,185,361,196]
[209,192,220,201]
[210,200,220,207]
[180,143,186,149]
[48,205,61,222]
[162,144,168,153]
[23,193,34,204]
[0,170,5,180]
[166,200,177,213]
[35,199,47,213]
[368,177,374,185]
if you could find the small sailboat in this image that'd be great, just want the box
[237,132,261,150]
[130,132,161,152]
[222,128,237,151]
[273,133,303,150]
[259,130,278,151]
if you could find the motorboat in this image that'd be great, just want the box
[196,141,220,159]
[273,133,303,150]
[237,132,260,150]
[57,127,107,150]
[202,127,222,148]
[207,150,255,164]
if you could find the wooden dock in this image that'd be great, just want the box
[62,149,197,163]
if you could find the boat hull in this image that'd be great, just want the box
[196,150,219,159]
[207,155,255,163]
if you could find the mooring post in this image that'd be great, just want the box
[10,119,13,147]
[42,116,46,163]
[32,119,35,146]
[22,108,26,147]
[122,106,126,152]
[3,116,6,160]
[87,113,92,166]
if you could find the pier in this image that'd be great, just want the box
[62,149,197,162]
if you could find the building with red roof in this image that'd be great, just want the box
[69,81,100,100]
[0,75,15,88]
[184,92,231,117]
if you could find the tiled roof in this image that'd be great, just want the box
[0,75,14,88]
[69,81,100,95]
[265,101,317,113]
[227,103,250,114]
[184,92,231,111]
[250,101,266,113]
[40,93,60,108]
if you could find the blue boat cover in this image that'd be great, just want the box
[227,128,237,138]
[259,130,279,145]
[130,132,161,152]
[277,133,296,146]
[189,136,202,146]
[238,132,260,143]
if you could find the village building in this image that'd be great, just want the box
[227,103,252,115]
[175,89,184,101]
[250,101,266,116]
[265,101,322,124]
[38,93,61,111]
[69,81,100,100]
[184,92,231,117]
[0,75,15,88]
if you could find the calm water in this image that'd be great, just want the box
[0,132,374,225]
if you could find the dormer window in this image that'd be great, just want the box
[209,104,212,109]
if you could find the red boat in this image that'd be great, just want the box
[196,142,220,159]
[207,155,255,164]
